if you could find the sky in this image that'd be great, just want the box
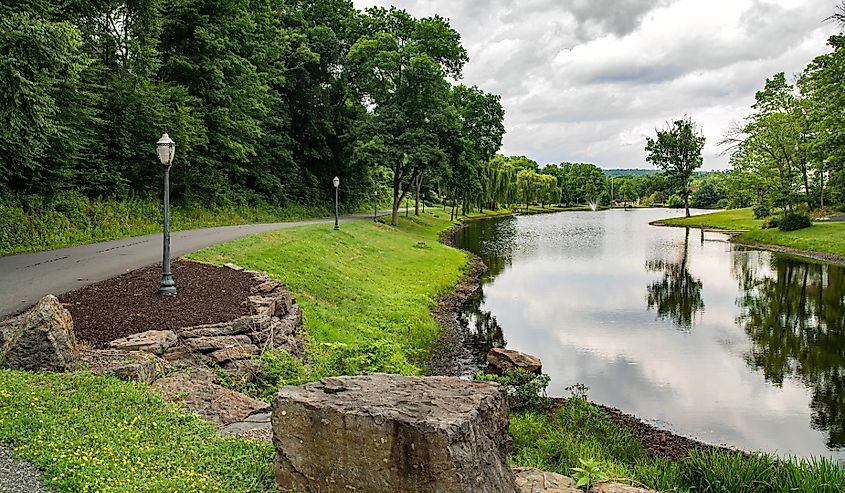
[352,0,840,170]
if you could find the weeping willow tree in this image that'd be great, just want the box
[478,156,519,211]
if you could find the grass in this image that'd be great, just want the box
[510,398,845,493]
[658,208,845,259]
[188,211,468,377]
[0,370,274,493]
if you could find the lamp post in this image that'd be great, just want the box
[373,189,378,221]
[333,176,340,231]
[156,133,177,296]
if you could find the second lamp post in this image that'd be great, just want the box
[333,176,340,231]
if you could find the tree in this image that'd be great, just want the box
[347,7,467,226]
[645,117,705,217]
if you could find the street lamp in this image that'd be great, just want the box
[156,133,177,296]
[373,189,379,221]
[333,176,340,231]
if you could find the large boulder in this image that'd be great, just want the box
[110,330,177,356]
[272,374,519,493]
[487,348,543,375]
[0,295,79,372]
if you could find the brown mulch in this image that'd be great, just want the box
[61,260,258,348]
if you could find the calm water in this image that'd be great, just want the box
[452,208,845,460]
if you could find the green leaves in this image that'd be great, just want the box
[645,117,705,216]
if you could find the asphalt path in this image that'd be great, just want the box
[0,211,391,318]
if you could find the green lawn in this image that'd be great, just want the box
[188,211,468,376]
[659,208,845,259]
[0,371,274,493]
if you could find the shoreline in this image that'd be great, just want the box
[652,220,845,266]
[436,213,733,461]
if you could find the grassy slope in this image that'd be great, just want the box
[659,208,845,259]
[0,371,274,493]
[188,211,468,375]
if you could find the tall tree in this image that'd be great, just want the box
[645,117,705,217]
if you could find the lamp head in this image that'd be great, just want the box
[156,133,176,168]
[333,176,340,188]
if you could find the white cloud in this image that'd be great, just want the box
[354,0,839,169]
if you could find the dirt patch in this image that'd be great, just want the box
[61,260,256,347]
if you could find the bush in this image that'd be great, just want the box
[761,216,780,229]
[779,213,811,232]
[473,368,551,411]
[752,203,771,219]
[666,194,684,208]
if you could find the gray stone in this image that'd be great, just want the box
[80,349,167,384]
[487,347,543,375]
[247,295,275,317]
[224,263,244,271]
[272,374,519,493]
[0,295,79,372]
[110,330,177,356]
[251,307,304,356]
[160,345,198,369]
[221,412,272,442]
[252,280,281,295]
[177,315,268,339]
[153,369,270,425]
[207,344,259,364]
[514,468,579,493]
[183,335,253,353]
[272,288,294,317]
[590,482,658,493]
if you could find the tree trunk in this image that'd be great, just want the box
[414,174,422,216]
[684,189,690,217]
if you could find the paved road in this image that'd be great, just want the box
[0,211,389,318]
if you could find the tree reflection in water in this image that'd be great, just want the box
[646,227,705,329]
[736,254,845,448]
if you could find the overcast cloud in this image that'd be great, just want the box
[353,0,839,169]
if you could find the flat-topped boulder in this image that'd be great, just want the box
[513,468,579,492]
[110,330,177,356]
[272,373,519,493]
[487,347,543,375]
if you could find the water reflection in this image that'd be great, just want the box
[453,209,845,459]
[645,228,705,329]
[736,254,845,448]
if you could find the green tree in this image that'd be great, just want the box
[645,117,705,217]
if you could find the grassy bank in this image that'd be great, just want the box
[510,398,845,492]
[0,371,274,492]
[658,208,845,259]
[0,194,333,257]
[188,211,468,378]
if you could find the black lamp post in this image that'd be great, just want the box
[156,133,177,296]
[333,176,340,231]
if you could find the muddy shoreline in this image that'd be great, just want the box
[435,215,743,462]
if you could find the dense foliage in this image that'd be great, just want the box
[721,7,845,220]
[0,1,505,225]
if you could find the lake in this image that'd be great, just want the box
[452,208,845,461]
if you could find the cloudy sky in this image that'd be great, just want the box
[353,0,840,170]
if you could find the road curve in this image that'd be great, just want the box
[0,211,390,318]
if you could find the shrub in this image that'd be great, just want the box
[752,203,771,219]
[761,216,780,229]
[666,194,684,208]
[473,368,551,411]
[779,213,811,232]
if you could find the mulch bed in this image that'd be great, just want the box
[61,260,258,348]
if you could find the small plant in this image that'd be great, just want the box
[565,383,589,401]
[571,458,610,490]
[473,368,551,411]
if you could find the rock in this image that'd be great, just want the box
[222,358,263,383]
[0,295,79,372]
[220,411,272,442]
[224,263,244,271]
[252,280,281,295]
[247,295,275,317]
[110,330,177,356]
[153,369,270,425]
[487,347,543,375]
[272,288,294,317]
[513,468,579,493]
[183,335,254,354]
[272,374,519,493]
[207,344,259,364]
[80,349,167,384]
[177,315,268,339]
[589,482,658,493]
[159,345,197,369]
[251,307,304,356]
